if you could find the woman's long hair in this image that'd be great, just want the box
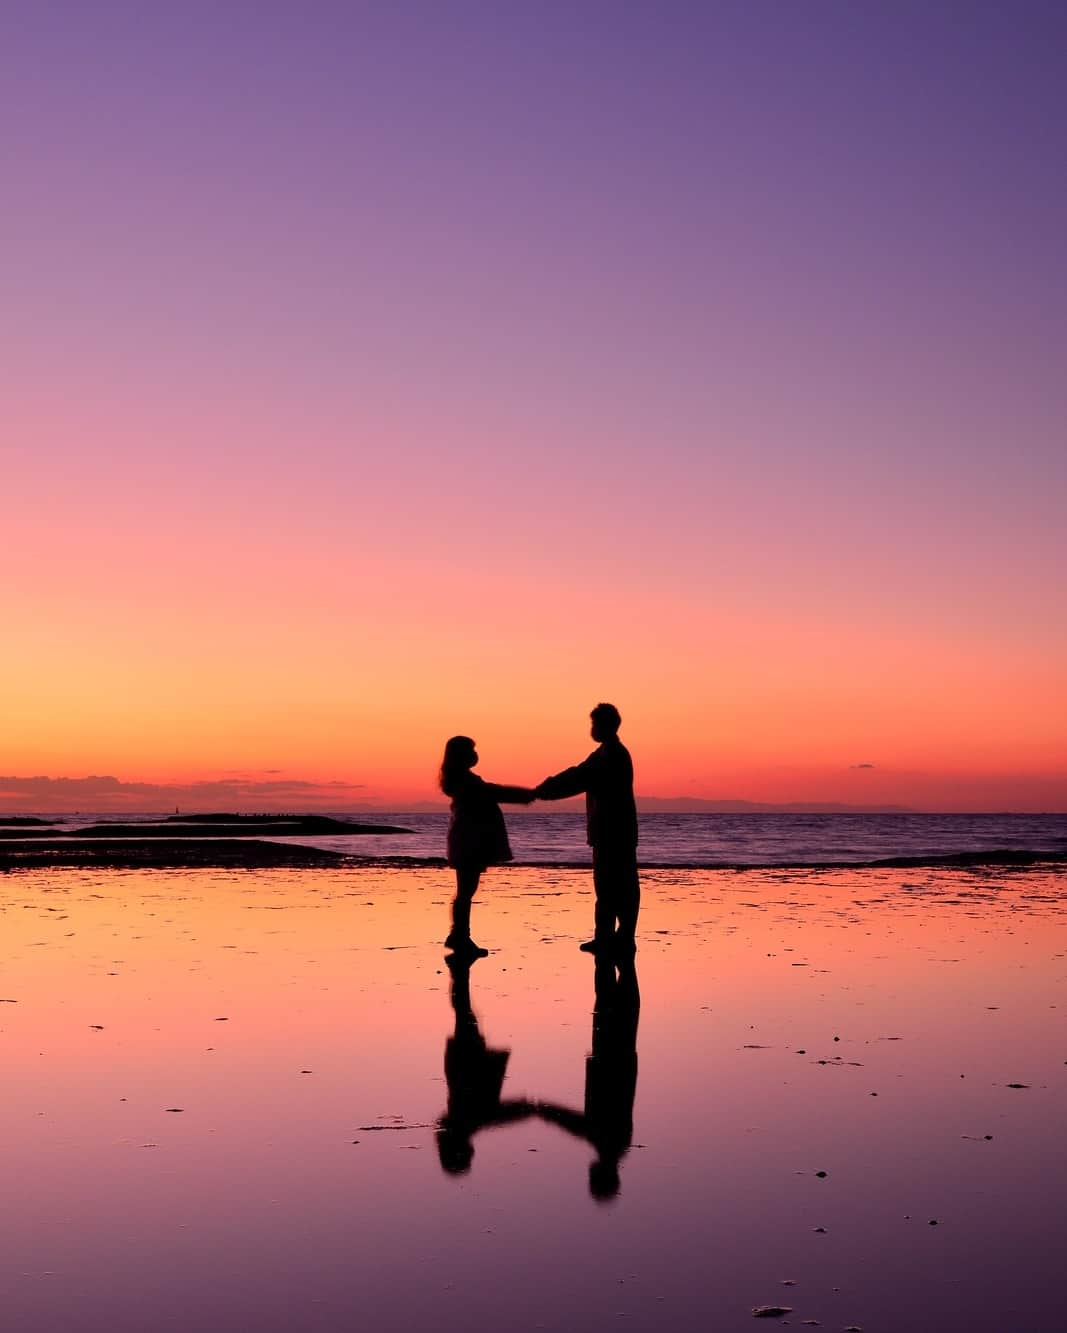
[439,735,476,796]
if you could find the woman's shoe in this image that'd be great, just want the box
[445,934,489,958]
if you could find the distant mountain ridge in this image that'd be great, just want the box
[634,797,914,814]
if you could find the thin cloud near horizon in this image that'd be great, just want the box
[0,774,367,811]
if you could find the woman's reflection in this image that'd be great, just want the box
[436,953,535,1175]
[537,956,640,1201]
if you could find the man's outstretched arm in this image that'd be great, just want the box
[536,757,594,801]
[535,1100,589,1141]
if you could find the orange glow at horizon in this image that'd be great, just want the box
[5,485,1066,812]
[5,547,1065,815]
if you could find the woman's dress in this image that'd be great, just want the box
[446,773,530,870]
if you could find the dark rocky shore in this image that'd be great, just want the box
[0,813,412,841]
[0,813,412,869]
[68,814,413,838]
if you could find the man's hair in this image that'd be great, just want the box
[590,702,621,733]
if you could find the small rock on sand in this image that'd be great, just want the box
[752,1307,792,1318]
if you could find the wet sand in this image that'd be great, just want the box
[1,862,1064,1331]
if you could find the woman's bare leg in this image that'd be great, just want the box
[447,866,482,946]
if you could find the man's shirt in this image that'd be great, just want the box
[540,736,638,850]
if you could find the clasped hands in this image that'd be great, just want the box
[522,779,554,804]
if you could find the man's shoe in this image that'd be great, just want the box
[579,938,610,954]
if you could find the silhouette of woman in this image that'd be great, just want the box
[436,953,535,1175]
[439,736,534,956]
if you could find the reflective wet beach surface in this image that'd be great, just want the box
[2,864,1065,1331]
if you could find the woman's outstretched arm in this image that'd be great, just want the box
[482,783,536,804]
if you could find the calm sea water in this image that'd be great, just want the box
[35,811,1067,867]
[340,811,1067,866]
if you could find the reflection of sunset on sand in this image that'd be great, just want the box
[2,860,1065,1329]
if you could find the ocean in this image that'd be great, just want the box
[23,810,1067,867]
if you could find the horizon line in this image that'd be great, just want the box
[3,803,1066,817]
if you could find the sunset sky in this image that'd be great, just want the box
[5,2,1065,811]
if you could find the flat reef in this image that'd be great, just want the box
[71,814,413,838]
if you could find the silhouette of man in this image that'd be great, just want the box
[536,702,639,955]
[536,955,640,1201]
[436,954,535,1176]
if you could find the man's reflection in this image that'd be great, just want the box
[537,955,640,1201]
[436,953,535,1175]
